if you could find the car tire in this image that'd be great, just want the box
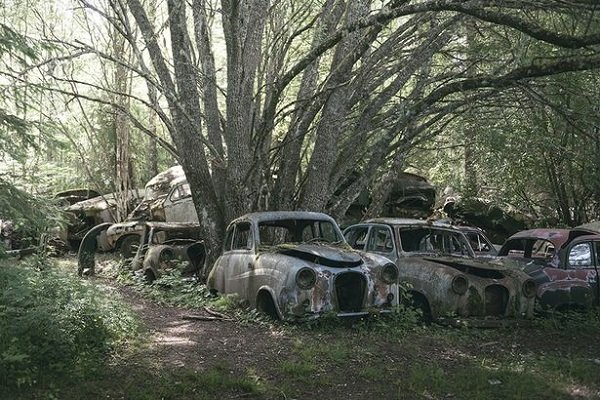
[119,235,140,258]
[407,292,432,323]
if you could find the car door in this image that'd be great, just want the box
[163,183,199,223]
[365,224,398,263]
[565,241,599,307]
[225,221,256,300]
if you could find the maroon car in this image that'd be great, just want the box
[498,228,600,310]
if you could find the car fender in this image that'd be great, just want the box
[538,280,594,310]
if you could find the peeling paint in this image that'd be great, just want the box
[208,212,398,320]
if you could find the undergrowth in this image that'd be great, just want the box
[0,257,141,392]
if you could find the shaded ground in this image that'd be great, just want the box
[10,256,600,400]
[100,282,600,400]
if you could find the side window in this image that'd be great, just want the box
[367,226,394,254]
[223,226,234,252]
[232,222,253,250]
[170,183,191,202]
[466,232,491,252]
[596,242,600,266]
[568,243,592,269]
[344,227,369,250]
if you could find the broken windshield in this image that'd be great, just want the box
[398,227,472,256]
[258,219,343,247]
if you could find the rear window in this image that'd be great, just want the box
[499,238,555,261]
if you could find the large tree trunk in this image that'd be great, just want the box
[112,18,132,221]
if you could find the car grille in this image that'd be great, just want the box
[484,285,509,316]
[335,272,366,312]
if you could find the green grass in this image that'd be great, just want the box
[6,363,266,400]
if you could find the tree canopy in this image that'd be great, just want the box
[1,0,600,258]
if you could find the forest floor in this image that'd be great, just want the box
[15,256,600,399]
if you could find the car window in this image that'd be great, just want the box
[500,238,554,261]
[232,223,252,250]
[568,243,593,269]
[596,242,600,266]
[259,225,293,246]
[170,183,191,202]
[301,222,339,242]
[399,227,470,255]
[366,226,394,254]
[465,232,492,252]
[223,226,234,251]
[257,219,342,246]
[344,227,369,250]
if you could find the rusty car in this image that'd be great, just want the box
[343,218,536,323]
[130,222,206,282]
[497,228,600,311]
[65,189,142,250]
[207,211,399,320]
[104,166,198,257]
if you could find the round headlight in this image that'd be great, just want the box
[451,275,468,295]
[522,279,536,298]
[296,267,317,290]
[381,263,399,284]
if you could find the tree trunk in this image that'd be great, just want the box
[113,19,132,221]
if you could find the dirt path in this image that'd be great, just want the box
[114,285,292,375]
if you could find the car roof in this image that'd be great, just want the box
[364,218,458,229]
[505,229,576,248]
[232,211,337,225]
[569,234,600,244]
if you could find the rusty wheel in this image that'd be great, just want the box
[119,235,140,258]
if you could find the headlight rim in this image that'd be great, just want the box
[296,267,317,290]
[380,263,399,284]
[451,275,469,295]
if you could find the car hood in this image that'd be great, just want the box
[404,255,515,279]
[274,243,363,268]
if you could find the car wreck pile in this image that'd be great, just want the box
[72,166,600,324]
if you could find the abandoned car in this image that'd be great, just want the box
[64,189,142,250]
[498,228,600,310]
[207,212,399,320]
[130,222,206,282]
[344,219,536,322]
[104,165,198,257]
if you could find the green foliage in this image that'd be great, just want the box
[0,258,141,389]
[0,24,38,60]
[0,179,64,253]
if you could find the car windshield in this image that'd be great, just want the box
[258,219,343,246]
[398,227,472,256]
[499,238,555,262]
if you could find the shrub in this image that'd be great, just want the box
[0,258,140,388]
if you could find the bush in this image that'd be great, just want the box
[0,258,140,388]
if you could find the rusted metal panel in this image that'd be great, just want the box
[497,229,600,310]
[132,222,205,281]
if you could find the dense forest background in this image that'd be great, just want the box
[1,0,600,258]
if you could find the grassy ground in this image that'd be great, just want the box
[3,256,600,400]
